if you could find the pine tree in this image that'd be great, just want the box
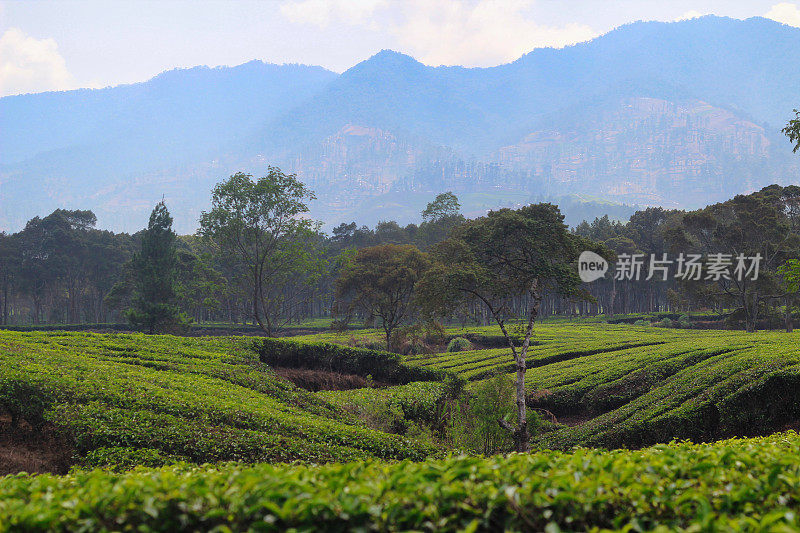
[126,201,185,333]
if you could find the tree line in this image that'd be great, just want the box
[0,169,467,330]
[3,110,800,339]
[2,174,800,338]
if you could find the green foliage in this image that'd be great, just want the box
[389,324,439,355]
[779,258,800,292]
[421,192,461,223]
[784,108,800,153]
[334,244,430,349]
[318,381,446,436]
[417,192,465,249]
[77,447,187,471]
[446,336,472,352]
[461,373,516,454]
[398,323,800,449]
[126,201,187,334]
[6,433,800,531]
[417,204,603,323]
[0,331,436,464]
[416,203,609,451]
[664,185,800,332]
[255,337,446,385]
[0,378,58,430]
[199,169,324,336]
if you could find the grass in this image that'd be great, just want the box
[5,432,800,531]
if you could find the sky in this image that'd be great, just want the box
[1,0,799,97]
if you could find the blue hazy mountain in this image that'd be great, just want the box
[261,15,799,157]
[0,61,336,231]
[2,15,799,233]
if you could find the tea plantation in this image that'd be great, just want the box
[400,324,800,449]
[4,325,800,529]
[0,331,436,468]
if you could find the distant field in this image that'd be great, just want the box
[0,317,349,334]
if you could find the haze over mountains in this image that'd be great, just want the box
[1,15,799,233]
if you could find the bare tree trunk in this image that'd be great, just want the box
[609,277,616,320]
[497,282,540,453]
[746,291,759,333]
[0,282,6,325]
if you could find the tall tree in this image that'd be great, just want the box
[417,192,466,249]
[127,201,183,334]
[784,109,800,152]
[0,233,18,325]
[334,244,430,349]
[416,204,603,452]
[199,169,324,336]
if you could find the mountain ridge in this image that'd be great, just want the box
[1,15,799,233]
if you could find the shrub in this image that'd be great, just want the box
[0,379,60,431]
[329,319,349,333]
[389,325,434,355]
[447,337,472,352]
[8,434,800,531]
[633,319,649,326]
[463,373,517,454]
[255,337,446,384]
[422,321,446,345]
[318,382,447,437]
[78,447,187,471]
[360,339,387,351]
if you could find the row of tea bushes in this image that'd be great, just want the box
[0,331,437,467]
[4,433,800,531]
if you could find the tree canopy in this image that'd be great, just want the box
[335,244,430,348]
[199,169,324,336]
[416,203,605,451]
[126,201,185,334]
[783,109,800,153]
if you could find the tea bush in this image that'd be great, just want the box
[255,337,446,384]
[446,337,472,352]
[400,324,800,449]
[0,331,437,466]
[5,433,800,531]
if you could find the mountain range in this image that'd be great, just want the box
[2,15,799,233]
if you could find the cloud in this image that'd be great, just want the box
[765,2,800,27]
[389,0,597,67]
[674,10,707,21]
[281,0,387,28]
[0,28,75,97]
[281,0,597,67]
